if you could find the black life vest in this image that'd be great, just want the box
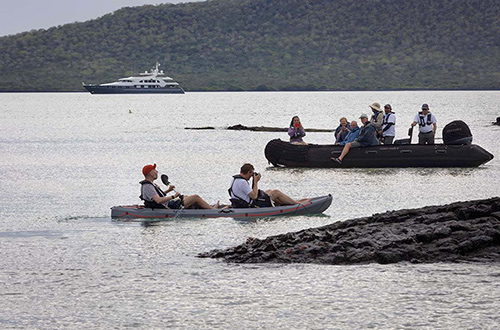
[228,175,251,207]
[139,180,166,209]
[382,112,395,125]
[418,112,433,127]
[228,175,273,208]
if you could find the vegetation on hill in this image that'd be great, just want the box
[0,0,499,91]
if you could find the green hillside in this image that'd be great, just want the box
[0,0,499,91]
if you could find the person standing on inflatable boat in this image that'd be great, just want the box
[381,104,396,145]
[140,163,219,209]
[411,104,437,145]
[229,163,310,208]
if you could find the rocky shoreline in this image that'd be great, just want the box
[199,197,500,265]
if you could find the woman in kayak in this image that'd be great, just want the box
[140,164,220,209]
[288,116,307,145]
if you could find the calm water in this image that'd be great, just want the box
[1,91,499,329]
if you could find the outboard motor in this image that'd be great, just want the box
[442,120,473,145]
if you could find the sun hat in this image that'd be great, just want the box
[359,113,369,119]
[142,163,157,176]
[369,102,382,112]
[421,103,429,110]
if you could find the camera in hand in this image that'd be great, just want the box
[254,172,260,176]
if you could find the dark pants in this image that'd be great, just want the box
[418,131,435,145]
[382,136,394,144]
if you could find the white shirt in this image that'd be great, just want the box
[230,177,252,203]
[414,112,437,133]
[382,112,396,137]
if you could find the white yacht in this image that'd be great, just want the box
[83,63,185,94]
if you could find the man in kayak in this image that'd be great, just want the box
[140,163,219,209]
[331,113,379,164]
[411,103,437,144]
[229,163,310,208]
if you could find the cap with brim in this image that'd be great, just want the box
[142,163,157,176]
[421,103,429,110]
[369,102,382,112]
[359,113,369,119]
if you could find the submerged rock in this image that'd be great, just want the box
[199,197,500,265]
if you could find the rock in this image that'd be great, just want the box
[228,124,334,132]
[199,197,500,265]
[195,124,335,132]
[184,126,215,130]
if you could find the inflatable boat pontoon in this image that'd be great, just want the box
[264,139,494,168]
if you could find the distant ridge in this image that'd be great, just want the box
[1,0,499,91]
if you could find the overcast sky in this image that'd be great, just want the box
[0,0,203,37]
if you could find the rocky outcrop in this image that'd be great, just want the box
[184,124,333,132]
[185,126,215,130]
[227,124,333,132]
[199,197,500,265]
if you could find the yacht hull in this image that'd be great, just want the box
[84,85,185,94]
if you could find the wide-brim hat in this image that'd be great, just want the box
[369,102,382,112]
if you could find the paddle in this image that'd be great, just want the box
[160,173,185,220]
[160,174,184,205]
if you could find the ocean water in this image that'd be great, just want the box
[1,91,499,329]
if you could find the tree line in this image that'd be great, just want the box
[0,0,499,91]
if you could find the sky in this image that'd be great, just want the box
[0,0,203,37]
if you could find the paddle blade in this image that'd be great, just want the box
[161,174,170,186]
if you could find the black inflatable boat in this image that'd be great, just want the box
[265,121,494,168]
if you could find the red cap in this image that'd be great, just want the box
[142,163,156,176]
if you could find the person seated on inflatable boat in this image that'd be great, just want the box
[140,163,220,209]
[228,163,310,208]
[331,114,379,164]
[340,121,360,146]
[288,116,307,145]
[334,117,350,145]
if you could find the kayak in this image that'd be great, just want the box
[111,194,333,220]
[264,139,494,168]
